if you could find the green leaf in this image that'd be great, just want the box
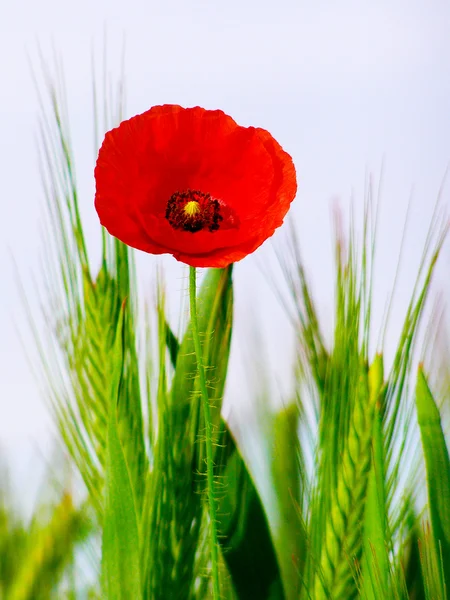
[141,267,233,599]
[401,500,426,600]
[361,405,389,598]
[102,306,141,600]
[165,314,283,598]
[217,427,285,600]
[271,404,305,600]
[170,266,234,467]
[171,266,233,406]
[5,493,90,600]
[165,320,180,369]
[361,356,389,598]
[416,366,450,597]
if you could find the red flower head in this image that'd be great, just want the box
[94,105,297,267]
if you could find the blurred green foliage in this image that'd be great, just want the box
[3,57,450,599]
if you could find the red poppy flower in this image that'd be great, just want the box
[94,105,297,267]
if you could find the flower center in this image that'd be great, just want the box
[183,200,201,217]
[165,190,224,233]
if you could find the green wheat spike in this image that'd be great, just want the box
[314,355,384,599]
[6,494,88,600]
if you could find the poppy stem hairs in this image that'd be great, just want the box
[189,266,221,598]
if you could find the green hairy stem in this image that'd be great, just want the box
[189,266,221,600]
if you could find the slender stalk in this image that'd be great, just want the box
[189,266,220,599]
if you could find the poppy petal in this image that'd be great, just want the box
[95,105,297,267]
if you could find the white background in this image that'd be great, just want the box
[1,0,450,503]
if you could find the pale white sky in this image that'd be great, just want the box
[1,0,450,496]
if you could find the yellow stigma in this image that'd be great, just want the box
[183,200,201,217]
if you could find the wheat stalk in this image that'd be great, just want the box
[314,356,384,599]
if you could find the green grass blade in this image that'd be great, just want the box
[313,360,377,599]
[28,56,149,527]
[271,404,305,600]
[171,266,233,427]
[102,307,141,600]
[165,319,180,368]
[361,356,389,598]
[400,500,426,600]
[361,409,388,598]
[416,366,450,597]
[166,312,283,598]
[170,266,233,486]
[141,268,233,599]
[216,426,285,600]
[189,265,221,599]
[4,493,90,600]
